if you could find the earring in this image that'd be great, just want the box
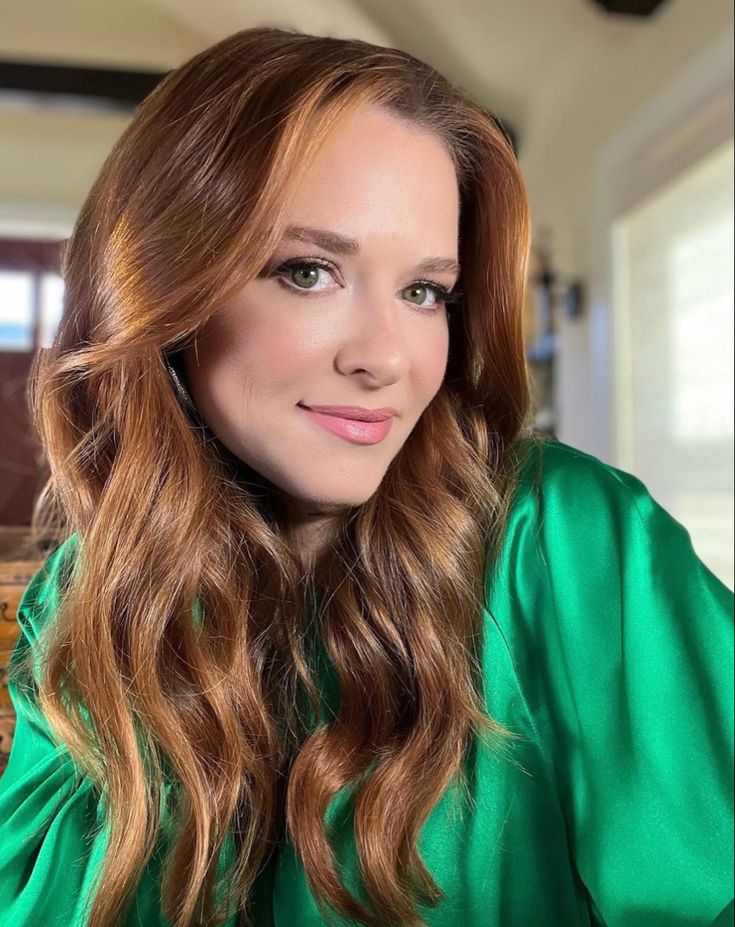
[165,353,196,411]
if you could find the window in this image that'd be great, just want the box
[0,271,35,351]
[39,272,65,349]
[612,138,734,588]
[0,239,64,352]
[0,239,64,525]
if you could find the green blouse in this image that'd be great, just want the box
[1,438,733,926]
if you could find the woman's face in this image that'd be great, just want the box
[182,103,459,527]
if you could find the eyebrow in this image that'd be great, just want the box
[282,224,460,278]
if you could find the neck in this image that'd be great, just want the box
[283,501,343,572]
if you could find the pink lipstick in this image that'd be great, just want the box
[298,404,394,445]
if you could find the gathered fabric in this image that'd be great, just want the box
[1,438,732,927]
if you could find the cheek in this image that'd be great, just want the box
[417,325,450,394]
[218,310,314,384]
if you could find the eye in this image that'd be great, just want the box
[273,259,337,293]
[402,281,455,312]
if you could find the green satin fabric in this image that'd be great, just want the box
[1,438,732,926]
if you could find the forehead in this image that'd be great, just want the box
[284,105,460,251]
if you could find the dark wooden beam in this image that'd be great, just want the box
[0,60,169,110]
[0,58,521,155]
[589,0,672,15]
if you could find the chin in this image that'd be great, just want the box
[297,481,385,511]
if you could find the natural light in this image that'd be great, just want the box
[613,138,734,589]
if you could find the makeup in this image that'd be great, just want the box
[298,405,394,445]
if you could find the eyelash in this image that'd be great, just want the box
[268,257,460,313]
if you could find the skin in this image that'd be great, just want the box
[181,103,460,569]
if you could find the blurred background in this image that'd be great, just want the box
[0,0,732,587]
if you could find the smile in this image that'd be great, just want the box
[298,405,394,445]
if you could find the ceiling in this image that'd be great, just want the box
[0,0,651,140]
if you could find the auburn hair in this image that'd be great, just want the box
[13,24,543,927]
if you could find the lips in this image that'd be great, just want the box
[298,404,396,422]
[298,405,394,445]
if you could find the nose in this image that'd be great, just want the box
[334,296,412,383]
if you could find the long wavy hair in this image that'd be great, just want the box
[12,24,543,927]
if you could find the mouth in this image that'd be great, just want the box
[297,403,396,423]
[297,404,394,445]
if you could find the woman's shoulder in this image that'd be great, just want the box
[491,432,733,631]
[510,433,652,511]
[503,433,677,558]
[490,431,730,617]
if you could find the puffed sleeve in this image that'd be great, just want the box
[0,535,181,927]
[0,538,247,927]
[0,535,114,926]
[505,439,734,927]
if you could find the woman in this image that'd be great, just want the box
[0,25,732,927]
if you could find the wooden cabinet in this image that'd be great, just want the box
[0,557,43,776]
